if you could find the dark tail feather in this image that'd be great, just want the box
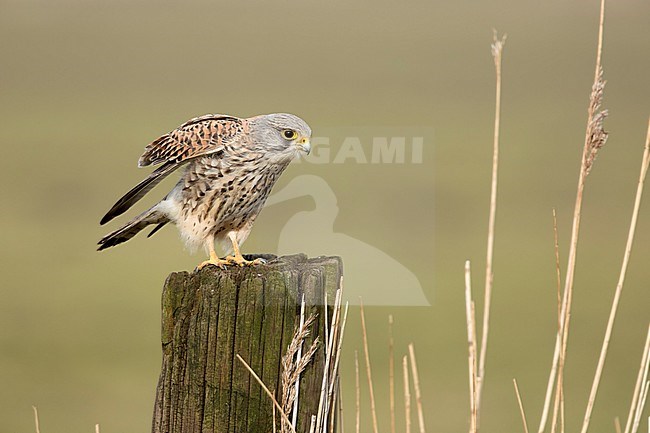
[100,161,178,225]
[98,208,169,251]
[147,221,169,238]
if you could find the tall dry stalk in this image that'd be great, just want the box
[403,355,412,433]
[337,382,344,433]
[477,30,506,420]
[464,260,478,433]
[292,295,308,428]
[32,406,40,433]
[630,382,649,433]
[538,0,609,430]
[316,287,347,433]
[580,117,650,433]
[389,315,396,433]
[513,379,530,433]
[552,209,562,331]
[327,298,349,433]
[316,290,337,433]
[550,209,566,433]
[624,324,650,433]
[550,314,568,433]
[355,351,360,433]
[408,343,426,433]
[360,301,379,433]
[631,377,650,433]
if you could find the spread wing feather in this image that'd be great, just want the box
[100,114,245,225]
[138,114,243,167]
[99,161,177,225]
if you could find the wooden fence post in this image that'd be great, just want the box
[151,254,343,433]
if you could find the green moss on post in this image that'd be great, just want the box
[152,254,343,433]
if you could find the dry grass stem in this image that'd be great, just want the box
[316,299,334,432]
[281,312,319,432]
[584,67,609,176]
[550,209,566,433]
[581,117,650,433]
[309,415,317,433]
[355,350,360,433]
[624,324,650,433]
[328,301,349,433]
[316,286,346,433]
[477,30,506,420]
[539,339,561,433]
[584,0,609,176]
[389,315,396,433]
[291,295,307,428]
[539,1,608,430]
[316,289,338,433]
[360,300,380,433]
[549,211,561,433]
[314,288,333,433]
[560,390,565,433]
[337,379,344,433]
[32,406,40,433]
[408,343,426,433]
[615,417,622,433]
[471,303,478,430]
[464,260,478,433]
[552,209,562,330]
[632,381,649,433]
[274,403,278,433]
[550,354,566,433]
[324,291,329,351]
[560,394,565,433]
[309,416,316,433]
[403,355,412,433]
[553,289,570,433]
[236,354,297,433]
[513,379,530,433]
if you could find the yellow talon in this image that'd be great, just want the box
[197,233,266,270]
[196,257,230,270]
[224,253,266,267]
[196,249,229,270]
[224,232,265,266]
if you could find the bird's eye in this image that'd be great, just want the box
[282,129,298,140]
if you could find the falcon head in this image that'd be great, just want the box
[250,113,312,161]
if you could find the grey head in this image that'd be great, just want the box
[248,113,312,160]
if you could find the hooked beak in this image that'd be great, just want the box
[297,137,311,155]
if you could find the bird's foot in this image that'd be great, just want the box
[225,254,267,267]
[196,257,231,270]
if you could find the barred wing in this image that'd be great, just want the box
[138,114,244,166]
[100,114,245,225]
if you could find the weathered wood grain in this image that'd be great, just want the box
[152,254,343,433]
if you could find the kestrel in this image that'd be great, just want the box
[98,113,312,268]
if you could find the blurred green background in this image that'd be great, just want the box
[1,0,649,431]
